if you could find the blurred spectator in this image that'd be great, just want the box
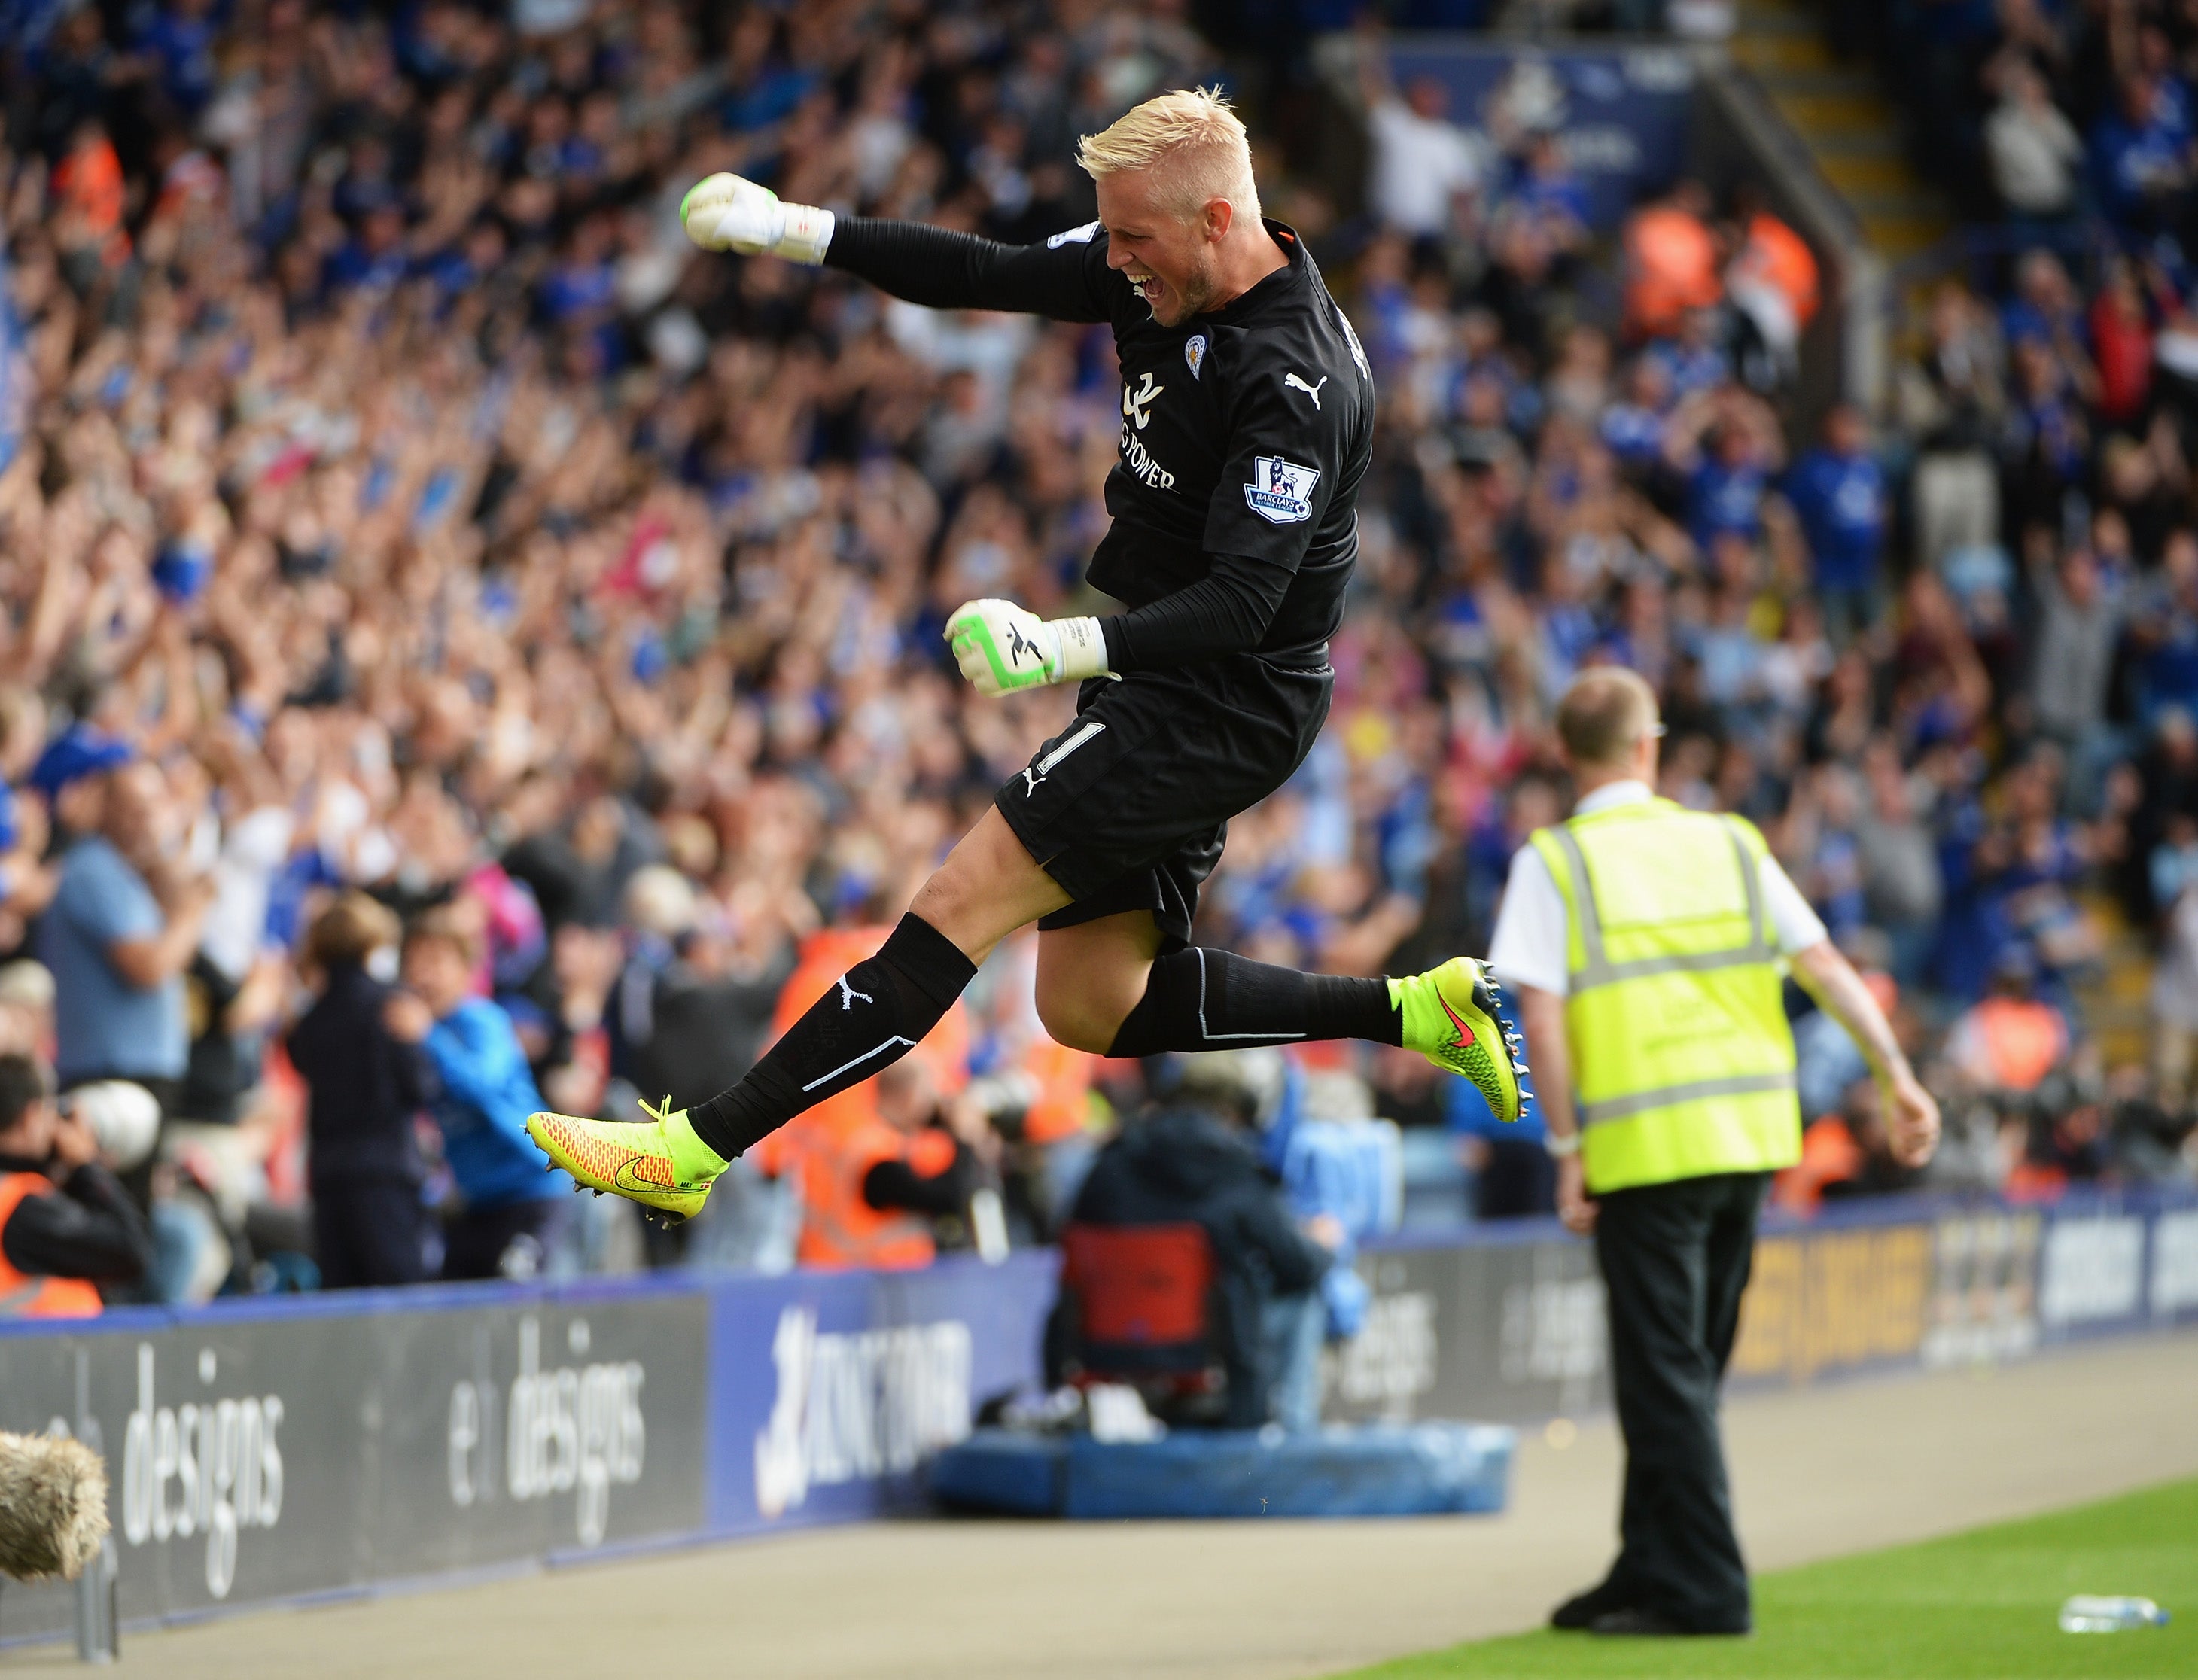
[287,893,432,1289]
[38,743,207,1126]
[1785,405,1886,646]
[2090,72,2187,234]
[1724,194,1818,391]
[1356,38,1483,242]
[1066,1088,1335,1432]
[1945,950,2070,1098]
[0,1052,152,1314]
[1621,181,1722,342]
[606,864,791,1111]
[1775,1079,1916,1213]
[1984,62,2083,220]
[393,909,569,1281]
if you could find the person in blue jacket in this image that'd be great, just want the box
[389,908,569,1280]
[1784,405,1886,649]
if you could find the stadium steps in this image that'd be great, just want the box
[1729,0,1951,263]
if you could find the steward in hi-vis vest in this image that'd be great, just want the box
[1527,799,1801,1195]
[1490,668,1939,1640]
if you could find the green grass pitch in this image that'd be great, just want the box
[1334,1477,2196,1680]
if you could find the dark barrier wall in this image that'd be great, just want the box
[2,1197,2191,1645]
[1323,1188,2198,1427]
[0,1254,1058,1645]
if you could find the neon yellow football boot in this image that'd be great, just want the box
[1390,957,1528,1123]
[525,1097,726,1222]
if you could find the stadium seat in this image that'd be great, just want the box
[1055,1223,1225,1416]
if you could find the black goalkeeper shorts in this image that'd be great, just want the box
[994,652,1332,946]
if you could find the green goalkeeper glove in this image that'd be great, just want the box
[678,172,835,263]
[945,599,1111,697]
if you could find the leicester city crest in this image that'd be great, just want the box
[1185,333,1207,380]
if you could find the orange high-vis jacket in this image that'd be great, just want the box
[1018,1038,1097,1145]
[793,1121,958,1271]
[0,1174,104,1318]
[1623,205,1722,341]
[1968,997,2066,1094]
[1733,212,1820,328]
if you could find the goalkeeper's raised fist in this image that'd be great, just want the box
[946,599,1111,697]
[679,172,835,264]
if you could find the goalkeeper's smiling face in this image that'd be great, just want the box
[1095,168,1231,329]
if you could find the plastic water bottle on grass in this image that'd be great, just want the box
[2059,1596,2169,1632]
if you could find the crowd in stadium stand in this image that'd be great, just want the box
[0,0,2189,1302]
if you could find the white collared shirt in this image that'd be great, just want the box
[1485,781,1827,997]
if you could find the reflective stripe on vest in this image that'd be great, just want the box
[1530,801,1802,1194]
[1576,1070,1799,1128]
[0,1173,105,1318]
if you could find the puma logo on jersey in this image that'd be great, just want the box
[1284,373,1327,409]
[836,977,872,1010]
[1122,370,1164,430]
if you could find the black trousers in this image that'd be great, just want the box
[1475,1134,1557,1219]
[443,1199,567,1282]
[312,1178,431,1290]
[1592,1170,1767,1634]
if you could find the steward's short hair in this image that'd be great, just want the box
[1077,87,1260,221]
[1556,667,1662,769]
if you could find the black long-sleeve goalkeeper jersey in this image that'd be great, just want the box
[823,216,1375,672]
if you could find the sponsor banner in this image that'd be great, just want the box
[705,1251,1058,1535]
[1921,1207,2041,1367]
[2151,1209,2198,1321]
[0,1255,1054,1642]
[1325,1234,1609,1426]
[0,1283,708,1639]
[1334,1192,2196,1425]
[1730,1214,1932,1385]
[2038,1213,2148,1330]
[0,1192,2187,1641]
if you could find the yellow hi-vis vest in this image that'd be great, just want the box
[1527,798,1802,1195]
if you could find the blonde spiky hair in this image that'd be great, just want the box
[1076,87,1260,221]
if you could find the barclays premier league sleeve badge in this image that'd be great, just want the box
[1244,455,1319,525]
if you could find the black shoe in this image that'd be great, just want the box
[1551,1581,1631,1631]
[1589,1607,1750,1636]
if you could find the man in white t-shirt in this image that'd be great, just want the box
[1488,667,1936,1638]
[1359,58,1482,239]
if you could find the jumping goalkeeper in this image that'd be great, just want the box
[528,88,1526,1217]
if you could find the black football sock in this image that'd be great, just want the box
[685,912,977,1160]
[1105,948,1402,1056]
